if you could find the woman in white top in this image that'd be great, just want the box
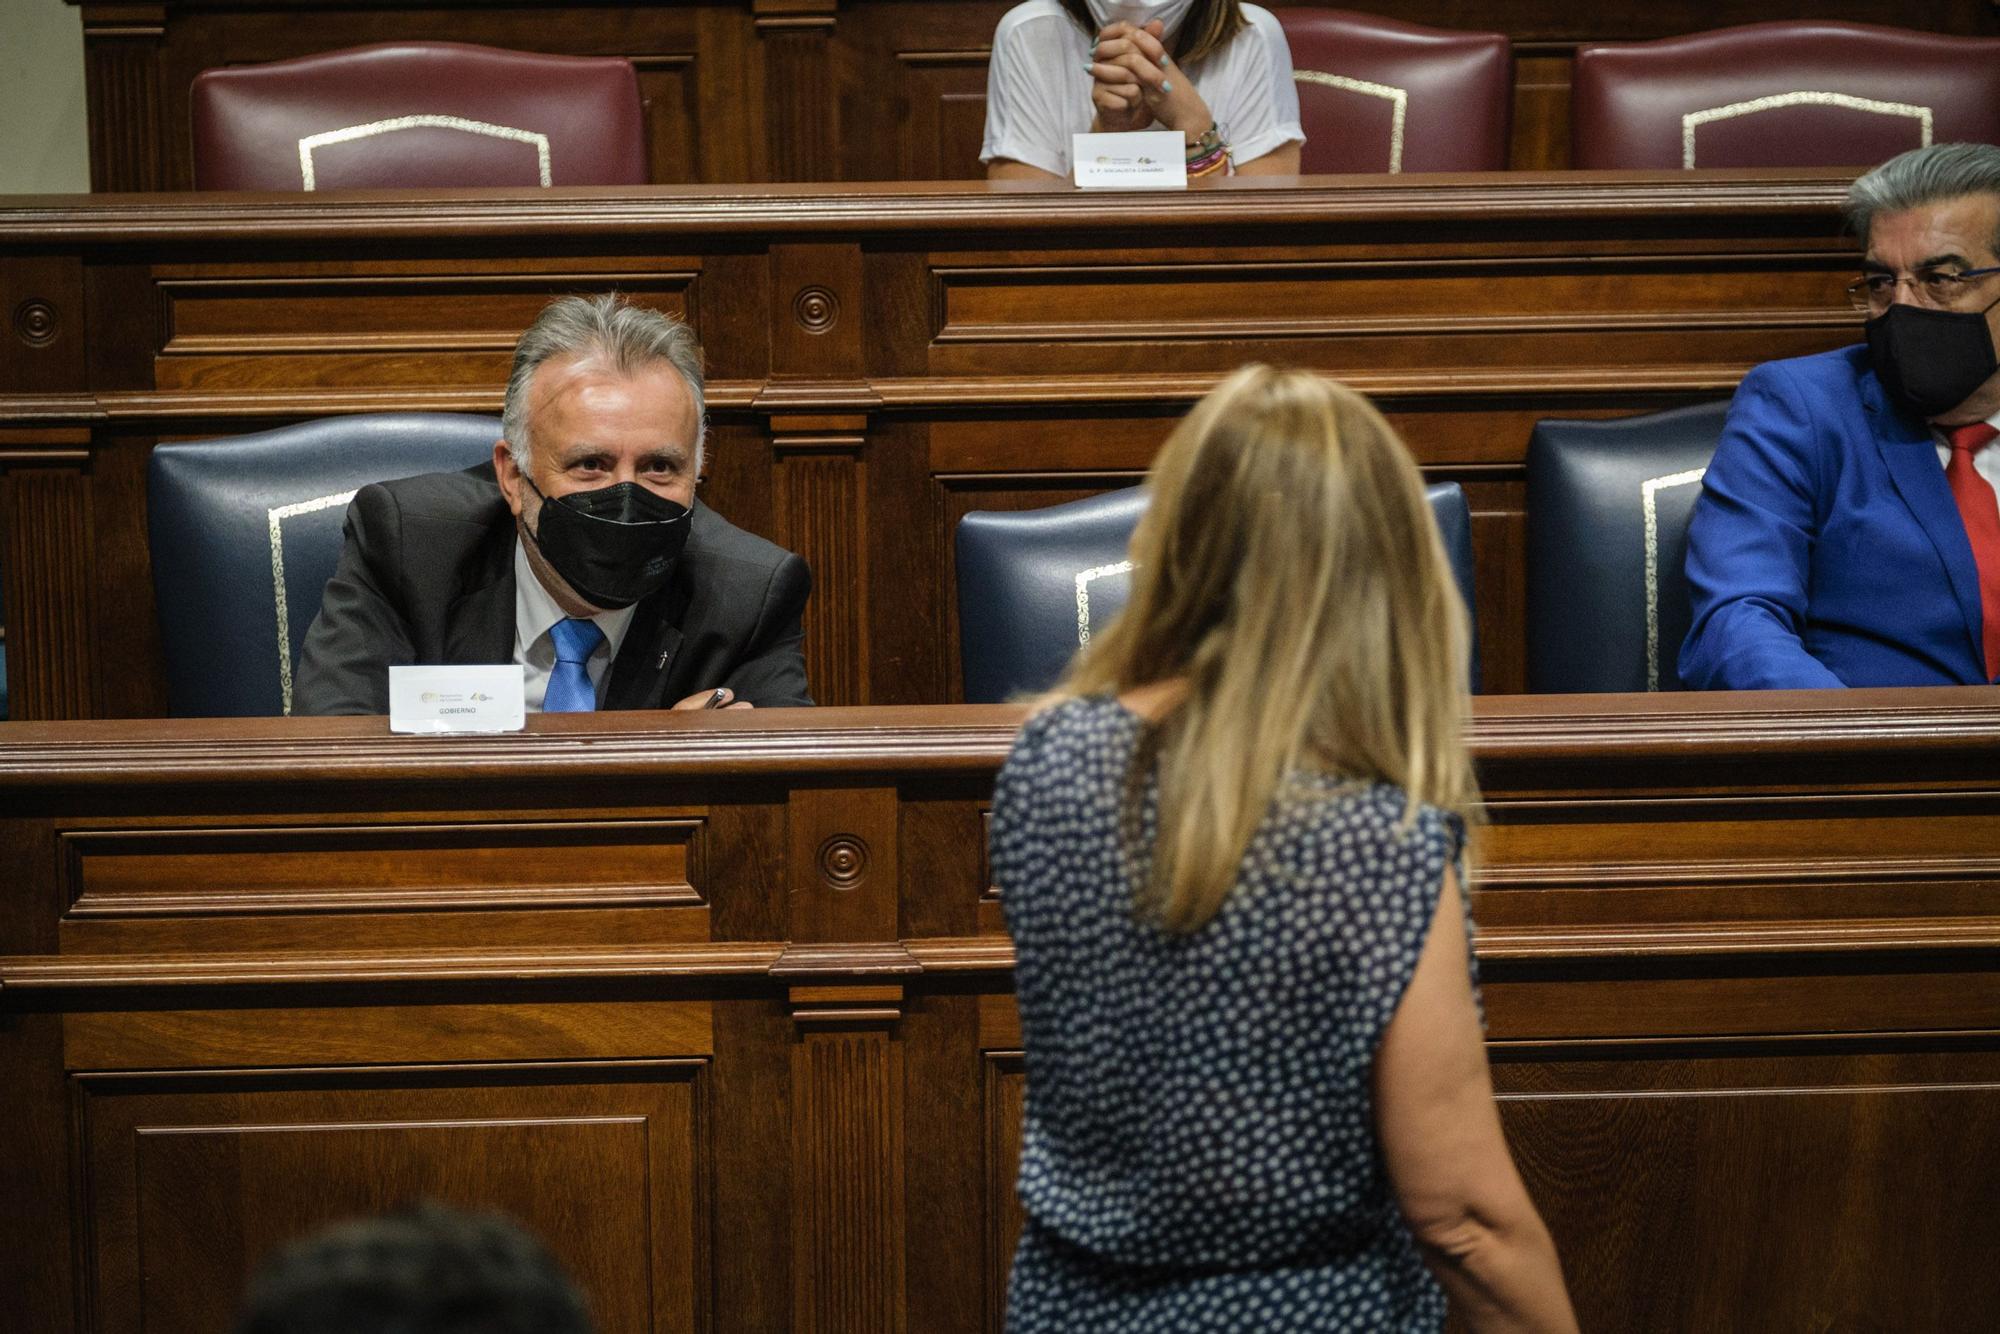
[983,0,1304,181]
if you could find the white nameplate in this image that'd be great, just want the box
[1072,131,1187,189]
[388,665,526,734]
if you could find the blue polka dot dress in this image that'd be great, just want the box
[991,695,1473,1332]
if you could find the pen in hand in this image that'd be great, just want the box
[702,687,731,709]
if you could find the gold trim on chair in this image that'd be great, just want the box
[1075,561,1133,646]
[1293,71,1408,173]
[269,489,358,715]
[1642,467,1706,691]
[1681,92,1931,169]
[297,115,554,189]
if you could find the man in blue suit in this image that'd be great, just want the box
[1682,143,2000,689]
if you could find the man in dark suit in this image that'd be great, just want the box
[1681,143,2000,689]
[296,295,812,714]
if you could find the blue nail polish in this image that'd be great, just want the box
[1161,80,1173,92]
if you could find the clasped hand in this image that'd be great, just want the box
[1086,20,1210,138]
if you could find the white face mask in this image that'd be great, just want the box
[1085,0,1199,42]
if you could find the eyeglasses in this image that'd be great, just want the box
[1847,265,2000,313]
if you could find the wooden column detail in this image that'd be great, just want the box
[79,6,168,192]
[765,240,869,706]
[753,0,840,181]
[983,1050,1028,1334]
[790,989,907,1334]
[773,419,867,706]
[777,783,911,1332]
[0,443,96,720]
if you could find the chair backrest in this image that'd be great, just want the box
[956,482,1480,703]
[148,414,501,717]
[191,42,647,190]
[1526,401,1731,693]
[1571,21,2000,170]
[1277,8,1511,174]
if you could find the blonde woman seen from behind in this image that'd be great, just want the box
[990,366,1577,1332]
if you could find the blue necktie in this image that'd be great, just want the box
[543,617,605,712]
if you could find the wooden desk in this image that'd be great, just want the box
[0,172,1865,718]
[3,692,1998,1331]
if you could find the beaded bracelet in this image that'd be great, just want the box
[1185,120,1230,178]
[1186,148,1229,178]
[1185,121,1227,162]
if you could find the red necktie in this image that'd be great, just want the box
[1945,421,2000,680]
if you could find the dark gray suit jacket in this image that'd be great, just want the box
[295,464,813,715]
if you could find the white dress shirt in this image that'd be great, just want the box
[512,539,638,711]
[1932,408,2000,489]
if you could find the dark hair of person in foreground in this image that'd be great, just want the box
[234,1202,595,1334]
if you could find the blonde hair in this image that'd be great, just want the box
[1048,365,1481,933]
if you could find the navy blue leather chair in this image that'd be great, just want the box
[148,414,500,717]
[1526,401,1730,693]
[956,482,1481,703]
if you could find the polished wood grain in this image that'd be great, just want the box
[65,0,2000,189]
[2,692,1998,1331]
[79,1065,706,1331]
[0,172,1867,718]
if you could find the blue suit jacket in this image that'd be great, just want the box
[1680,344,1994,689]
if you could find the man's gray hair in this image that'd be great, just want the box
[1847,142,2000,251]
[500,294,707,472]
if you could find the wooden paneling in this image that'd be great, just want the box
[77,1063,707,1332]
[1492,1045,2000,1331]
[65,998,715,1069]
[0,174,1868,716]
[775,437,869,705]
[60,818,705,917]
[152,263,697,393]
[888,47,994,183]
[49,819,712,956]
[790,1027,906,1332]
[980,1051,1026,1334]
[0,466,97,719]
[1,695,1999,1330]
[66,2,2000,189]
[81,4,169,192]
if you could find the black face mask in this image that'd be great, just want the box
[522,477,690,610]
[1865,296,2000,419]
